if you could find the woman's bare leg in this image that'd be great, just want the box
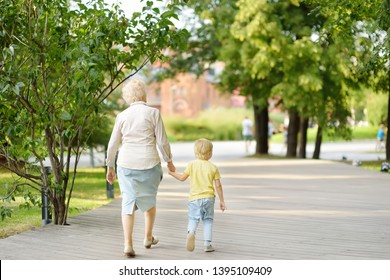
[122,214,135,248]
[144,206,156,241]
[122,205,136,250]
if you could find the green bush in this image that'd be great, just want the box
[165,120,214,141]
[366,92,388,126]
[165,107,250,141]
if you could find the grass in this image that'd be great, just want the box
[271,126,378,144]
[0,167,119,239]
[360,160,389,173]
[165,107,286,141]
[248,154,389,174]
[334,160,389,173]
[164,107,251,141]
[164,106,379,143]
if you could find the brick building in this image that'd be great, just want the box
[147,63,245,117]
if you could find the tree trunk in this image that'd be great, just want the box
[386,86,390,160]
[298,117,309,158]
[58,198,67,225]
[254,104,269,154]
[287,110,300,157]
[313,126,323,159]
[51,194,67,225]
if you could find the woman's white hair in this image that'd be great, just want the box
[122,78,147,104]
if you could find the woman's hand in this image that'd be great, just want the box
[167,161,176,172]
[106,167,116,184]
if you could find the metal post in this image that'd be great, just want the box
[106,178,114,199]
[42,166,52,225]
[89,146,95,168]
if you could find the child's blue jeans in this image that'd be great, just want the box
[187,198,215,245]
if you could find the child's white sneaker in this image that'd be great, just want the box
[204,244,215,252]
[186,231,195,251]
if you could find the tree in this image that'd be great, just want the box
[232,0,311,157]
[232,0,361,159]
[158,0,273,154]
[304,0,389,159]
[0,0,189,224]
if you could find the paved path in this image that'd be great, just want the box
[0,142,389,259]
[72,140,387,168]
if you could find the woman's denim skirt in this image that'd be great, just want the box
[117,163,163,215]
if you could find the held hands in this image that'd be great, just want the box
[167,161,176,172]
[168,168,177,177]
[106,167,116,184]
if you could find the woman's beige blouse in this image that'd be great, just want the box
[106,102,172,170]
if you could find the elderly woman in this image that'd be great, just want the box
[106,78,175,258]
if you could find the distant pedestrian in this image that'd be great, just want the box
[282,125,288,152]
[376,124,385,151]
[168,138,226,252]
[242,116,253,152]
[268,120,274,139]
[377,124,385,141]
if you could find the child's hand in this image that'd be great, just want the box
[168,171,189,182]
[220,201,226,212]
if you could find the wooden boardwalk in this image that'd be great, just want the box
[0,158,389,260]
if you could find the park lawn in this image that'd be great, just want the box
[164,106,379,143]
[271,126,378,143]
[360,160,389,172]
[0,167,119,239]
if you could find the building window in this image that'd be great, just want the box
[155,87,161,102]
[171,86,178,97]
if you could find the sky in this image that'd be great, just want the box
[104,0,143,15]
[103,0,185,28]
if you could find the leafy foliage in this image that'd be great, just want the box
[0,0,189,224]
[157,0,376,156]
[304,0,389,159]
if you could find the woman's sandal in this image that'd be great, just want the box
[144,236,159,249]
[123,246,135,258]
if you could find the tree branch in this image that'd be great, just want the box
[0,156,41,183]
[98,56,151,104]
[0,182,41,200]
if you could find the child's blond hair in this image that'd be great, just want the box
[194,138,213,160]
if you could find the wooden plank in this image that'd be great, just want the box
[0,158,389,260]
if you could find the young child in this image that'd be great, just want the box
[169,138,226,252]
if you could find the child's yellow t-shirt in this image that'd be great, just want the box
[184,159,221,201]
